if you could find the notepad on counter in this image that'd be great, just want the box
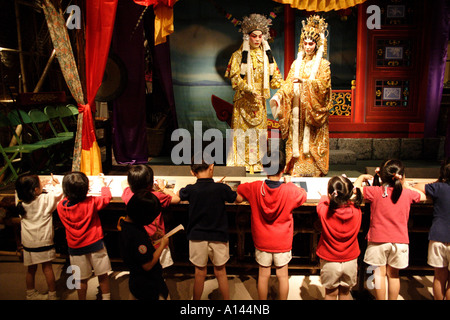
[292,181,308,192]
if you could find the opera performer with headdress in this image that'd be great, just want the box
[225,14,283,174]
[270,15,332,177]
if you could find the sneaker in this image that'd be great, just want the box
[26,289,48,300]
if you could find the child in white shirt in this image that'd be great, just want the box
[16,174,63,300]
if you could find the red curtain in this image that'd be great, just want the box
[85,0,118,111]
[80,0,118,174]
[133,0,177,6]
[133,0,158,5]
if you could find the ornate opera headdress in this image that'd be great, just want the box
[292,15,329,158]
[240,13,272,40]
[299,15,328,55]
[239,13,275,97]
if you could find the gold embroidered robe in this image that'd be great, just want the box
[272,57,332,177]
[225,46,283,172]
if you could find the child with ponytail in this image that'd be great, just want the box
[355,159,425,300]
[16,174,63,300]
[316,175,363,300]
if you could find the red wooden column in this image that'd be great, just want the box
[283,5,295,79]
[354,3,368,123]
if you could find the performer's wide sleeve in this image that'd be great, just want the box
[225,52,252,96]
[302,59,332,128]
[269,60,283,89]
[270,60,296,139]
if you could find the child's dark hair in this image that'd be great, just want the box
[262,149,286,176]
[15,174,41,217]
[327,175,363,211]
[62,171,89,204]
[190,155,211,174]
[127,164,154,193]
[372,161,384,187]
[126,190,161,226]
[374,159,405,204]
[438,158,450,184]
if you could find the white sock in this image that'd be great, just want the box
[102,292,111,300]
[26,289,36,296]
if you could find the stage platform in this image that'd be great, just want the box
[122,156,444,179]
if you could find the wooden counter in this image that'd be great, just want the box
[0,175,435,278]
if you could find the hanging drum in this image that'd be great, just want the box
[95,53,128,102]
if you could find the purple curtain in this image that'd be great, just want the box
[144,9,178,130]
[150,38,178,130]
[424,0,450,157]
[111,0,148,164]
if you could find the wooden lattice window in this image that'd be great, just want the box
[374,80,410,108]
[376,39,412,68]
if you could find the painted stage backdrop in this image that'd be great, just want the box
[170,0,357,135]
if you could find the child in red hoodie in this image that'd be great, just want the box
[57,172,112,300]
[316,175,363,300]
[236,150,307,300]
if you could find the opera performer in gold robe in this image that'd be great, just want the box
[225,14,283,173]
[270,15,332,177]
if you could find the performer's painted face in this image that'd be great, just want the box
[303,38,316,56]
[249,30,263,48]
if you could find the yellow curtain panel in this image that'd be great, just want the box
[154,4,175,45]
[273,0,366,11]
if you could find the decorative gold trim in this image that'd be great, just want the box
[330,91,352,116]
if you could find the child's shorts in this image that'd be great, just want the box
[255,249,292,267]
[319,258,358,289]
[23,247,56,266]
[427,240,450,270]
[364,242,409,269]
[189,240,229,267]
[69,247,112,280]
